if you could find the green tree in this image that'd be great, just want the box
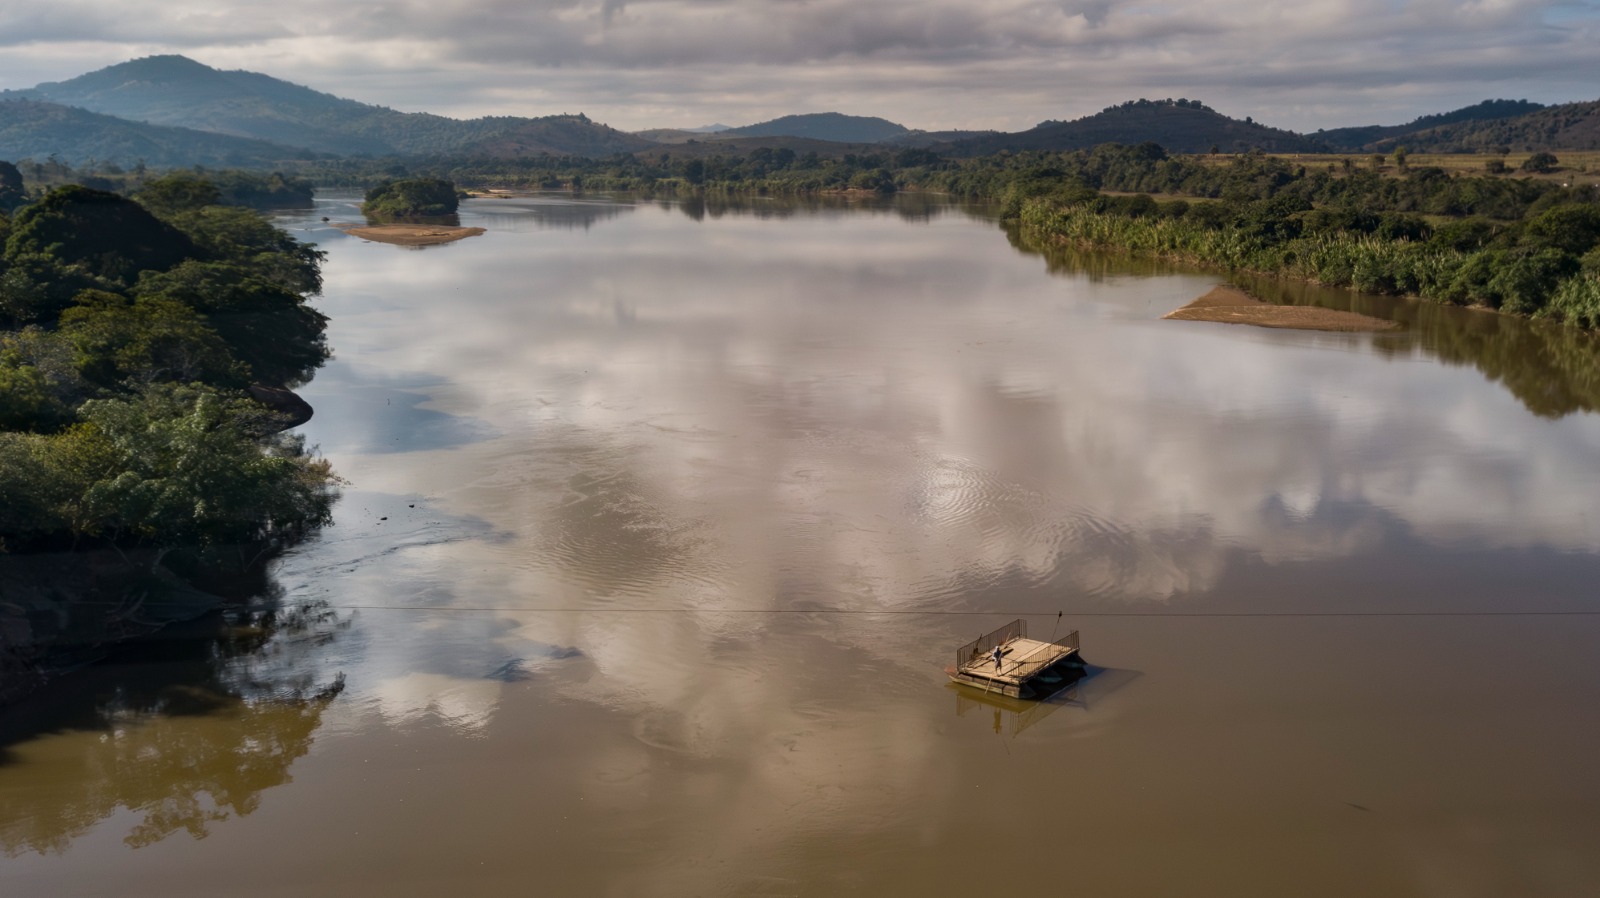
[134,262,328,386]
[68,384,337,546]
[1523,204,1600,256]
[361,178,459,217]
[0,160,25,212]
[1521,152,1559,174]
[5,186,197,284]
[59,290,241,388]
[134,172,223,216]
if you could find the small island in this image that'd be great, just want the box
[362,177,462,217]
[1163,285,1399,332]
[354,177,482,245]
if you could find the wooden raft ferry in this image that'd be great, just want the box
[948,619,1083,700]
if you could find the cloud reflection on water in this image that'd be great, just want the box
[203,194,1600,891]
[258,194,1600,773]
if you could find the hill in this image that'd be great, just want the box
[1354,99,1600,153]
[719,113,911,143]
[0,98,316,167]
[1318,100,1546,151]
[4,55,653,158]
[944,99,1325,155]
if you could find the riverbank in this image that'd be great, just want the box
[343,224,486,246]
[1164,285,1399,332]
[1017,199,1600,331]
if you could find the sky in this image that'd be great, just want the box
[1,0,1598,133]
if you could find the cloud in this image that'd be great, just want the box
[3,2,1596,143]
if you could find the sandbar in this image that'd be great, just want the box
[343,225,486,246]
[1163,285,1399,332]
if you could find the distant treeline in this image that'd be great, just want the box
[2,157,314,211]
[10,141,1600,329]
[294,142,1584,222]
[288,143,1600,326]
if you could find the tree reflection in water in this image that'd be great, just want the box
[0,600,345,856]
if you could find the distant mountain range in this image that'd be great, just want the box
[1,55,1595,168]
[0,98,311,167]
[1315,100,1547,151]
[2,55,651,160]
[1341,100,1600,152]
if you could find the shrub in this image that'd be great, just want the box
[1540,274,1600,328]
[1521,152,1559,174]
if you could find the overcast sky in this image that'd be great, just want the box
[1,1,1597,133]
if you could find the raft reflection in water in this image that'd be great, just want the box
[952,664,1142,738]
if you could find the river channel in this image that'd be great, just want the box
[3,192,1600,896]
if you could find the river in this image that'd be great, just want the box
[3,192,1599,897]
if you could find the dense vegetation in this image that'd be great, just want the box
[0,169,336,553]
[4,156,313,210]
[362,178,461,217]
[987,146,1600,326]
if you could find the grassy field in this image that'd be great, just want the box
[1199,151,1600,188]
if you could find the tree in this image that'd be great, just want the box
[1522,152,1559,174]
[134,261,328,386]
[134,172,223,215]
[1524,204,1600,256]
[59,290,242,388]
[0,160,25,212]
[69,384,337,547]
[5,186,197,284]
[361,178,459,217]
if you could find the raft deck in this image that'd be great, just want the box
[950,620,1081,700]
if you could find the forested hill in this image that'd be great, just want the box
[0,98,315,168]
[1350,100,1600,152]
[1318,100,1546,152]
[943,99,1325,155]
[718,113,912,143]
[4,55,652,158]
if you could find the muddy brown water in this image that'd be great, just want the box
[3,193,1600,897]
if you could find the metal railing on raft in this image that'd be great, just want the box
[956,619,1028,671]
[957,621,1080,678]
[1003,630,1080,680]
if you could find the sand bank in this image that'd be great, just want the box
[1163,285,1399,332]
[343,225,486,246]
